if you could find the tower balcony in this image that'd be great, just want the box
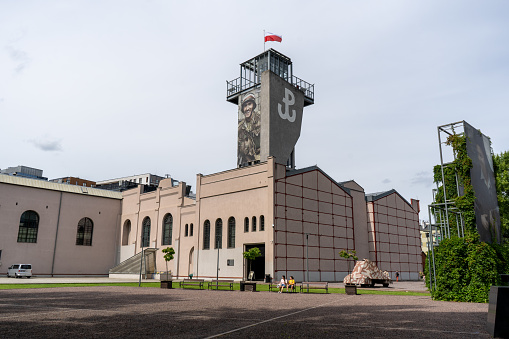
[226,49,314,106]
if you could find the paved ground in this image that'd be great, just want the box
[0,280,489,338]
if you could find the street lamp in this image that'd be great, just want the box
[138,244,144,287]
[216,234,220,285]
[305,233,309,282]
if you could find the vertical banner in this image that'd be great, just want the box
[464,122,501,243]
[238,90,261,166]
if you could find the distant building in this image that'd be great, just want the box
[1,166,47,180]
[95,173,168,192]
[0,175,122,276]
[49,177,96,187]
[420,221,441,253]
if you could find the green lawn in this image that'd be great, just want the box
[0,282,430,296]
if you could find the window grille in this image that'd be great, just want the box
[252,216,257,232]
[228,217,236,248]
[162,214,172,245]
[17,210,39,243]
[260,215,265,231]
[215,219,223,249]
[203,220,211,250]
[244,217,249,232]
[141,217,151,247]
[76,217,94,246]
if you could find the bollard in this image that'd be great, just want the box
[487,286,509,338]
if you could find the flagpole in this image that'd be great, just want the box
[263,30,265,51]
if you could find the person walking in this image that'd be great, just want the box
[396,271,400,282]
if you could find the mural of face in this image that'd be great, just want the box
[242,101,254,119]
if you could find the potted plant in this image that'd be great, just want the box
[339,249,358,295]
[243,247,261,281]
[161,247,175,289]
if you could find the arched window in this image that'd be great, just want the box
[215,218,222,249]
[162,214,172,245]
[260,215,265,231]
[244,217,249,232]
[228,217,236,248]
[203,220,210,250]
[17,210,39,243]
[76,217,94,246]
[122,220,131,246]
[141,217,151,248]
[252,216,257,232]
[185,224,189,237]
[190,223,194,237]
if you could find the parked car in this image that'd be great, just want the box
[7,264,32,278]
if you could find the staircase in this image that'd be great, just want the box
[109,248,158,278]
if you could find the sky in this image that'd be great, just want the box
[1,0,508,222]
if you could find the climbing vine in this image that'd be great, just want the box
[429,133,509,302]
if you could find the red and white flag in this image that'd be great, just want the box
[264,32,282,43]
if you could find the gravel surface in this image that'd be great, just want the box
[0,285,489,338]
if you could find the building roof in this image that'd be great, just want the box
[365,189,413,209]
[96,173,165,185]
[0,174,122,199]
[286,165,351,195]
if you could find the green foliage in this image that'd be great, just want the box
[339,250,358,281]
[429,137,509,302]
[493,151,509,242]
[338,249,358,261]
[433,134,476,236]
[243,247,261,274]
[243,247,262,261]
[426,236,509,302]
[162,247,175,262]
[162,247,175,275]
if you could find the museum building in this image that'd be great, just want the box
[116,49,422,282]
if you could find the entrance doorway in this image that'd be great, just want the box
[245,243,265,281]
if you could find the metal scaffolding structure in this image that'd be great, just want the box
[427,121,467,293]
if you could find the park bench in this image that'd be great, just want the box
[299,281,328,293]
[179,279,205,289]
[207,280,234,291]
[269,281,297,293]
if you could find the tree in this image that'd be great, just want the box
[494,151,509,242]
[162,247,175,280]
[339,249,358,284]
[243,247,261,280]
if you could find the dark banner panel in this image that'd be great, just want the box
[464,122,501,243]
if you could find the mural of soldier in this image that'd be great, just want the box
[238,92,261,166]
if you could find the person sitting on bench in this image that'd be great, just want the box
[278,275,287,293]
[287,276,295,292]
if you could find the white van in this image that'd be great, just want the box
[7,264,32,278]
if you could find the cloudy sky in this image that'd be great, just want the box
[1,0,508,222]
